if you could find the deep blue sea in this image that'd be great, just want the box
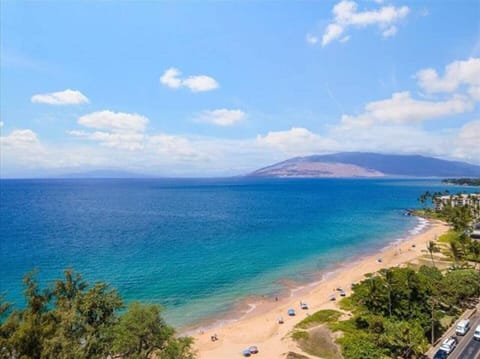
[0,178,474,327]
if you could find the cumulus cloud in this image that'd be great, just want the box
[194,109,246,126]
[0,129,41,147]
[339,92,474,129]
[159,68,182,89]
[147,134,198,160]
[160,67,219,92]
[322,24,344,46]
[70,111,149,150]
[416,57,480,96]
[322,0,409,46]
[469,86,480,101]
[453,120,480,162]
[182,75,219,92]
[31,89,89,105]
[69,130,145,151]
[78,111,149,133]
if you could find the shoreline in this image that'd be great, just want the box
[181,216,429,334]
[191,218,449,358]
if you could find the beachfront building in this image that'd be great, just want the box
[472,223,480,240]
[434,193,480,212]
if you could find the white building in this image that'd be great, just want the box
[434,193,480,211]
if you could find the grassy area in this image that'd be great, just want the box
[295,309,342,329]
[291,310,344,358]
[438,230,460,244]
[294,327,342,359]
[291,330,309,341]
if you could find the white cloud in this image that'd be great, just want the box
[306,34,319,44]
[195,109,246,126]
[340,91,474,129]
[453,120,480,162]
[0,129,40,147]
[160,67,219,92]
[322,0,409,46]
[147,134,198,160]
[416,57,480,96]
[69,130,145,151]
[257,127,338,156]
[340,35,351,43]
[382,26,397,37]
[468,86,480,101]
[322,24,344,46]
[78,111,149,133]
[31,89,89,105]
[159,68,182,89]
[182,75,219,92]
[0,121,4,128]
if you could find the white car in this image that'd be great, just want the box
[439,336,457,354]
[474,324,480,341]
[456,319,471,336]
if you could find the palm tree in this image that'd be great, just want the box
[468,240,480,263]
[380,268,394,317]
[427,240,439,268]
[450,241,461,263]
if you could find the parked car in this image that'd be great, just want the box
[456,319,471,336]
[474,324,480,341]
[433,349,448,359]
[439,336,457,354]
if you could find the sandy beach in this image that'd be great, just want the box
[192,219,449,359]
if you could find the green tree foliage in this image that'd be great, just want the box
[380,320,429,358]
[337,332,385,359]
[439,269,480,307]
[111,302,194,359]
[0,269,195,359]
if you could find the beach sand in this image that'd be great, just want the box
[192,219,449,359]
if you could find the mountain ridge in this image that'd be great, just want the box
[249,152,480,178]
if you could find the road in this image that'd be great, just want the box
[431,312,480,359]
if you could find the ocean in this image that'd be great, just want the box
[0,178,474,328]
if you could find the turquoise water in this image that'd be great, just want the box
[0,178,472,327]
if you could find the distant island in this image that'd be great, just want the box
[442,178,480,186]
[249,152,480,178]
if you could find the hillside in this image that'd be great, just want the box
[249,153,480,178]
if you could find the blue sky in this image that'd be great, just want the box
[1,0,479,177]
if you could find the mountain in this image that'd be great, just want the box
[249,153,480,178]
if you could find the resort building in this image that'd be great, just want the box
[434,193,480,212]
[472,223,480,240]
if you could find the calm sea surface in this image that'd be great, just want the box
[0,178,474,327]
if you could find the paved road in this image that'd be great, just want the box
[448,313,480,359]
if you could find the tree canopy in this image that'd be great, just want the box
[0,269,195,359]
[332,266,480,359]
